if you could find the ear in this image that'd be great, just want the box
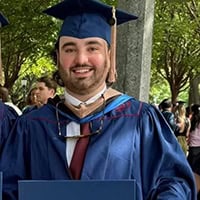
[52,70,65,87]
[50,88,56,97]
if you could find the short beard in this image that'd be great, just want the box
[58,60,109,95]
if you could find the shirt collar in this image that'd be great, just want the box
[64,86,107,106]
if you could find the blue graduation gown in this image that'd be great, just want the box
[0,101,18,150]
[0,95,196,200]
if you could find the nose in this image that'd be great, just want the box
[75,50,88,65]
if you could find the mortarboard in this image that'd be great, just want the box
[0,12,9,28]
[43,0,138,84]
[43,0,137,45]
[159,98,172,109]
[176,100,186,106]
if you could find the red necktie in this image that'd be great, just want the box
[70,123,90,179]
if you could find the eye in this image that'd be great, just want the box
[64,48,76,53]
[88,46,98,52]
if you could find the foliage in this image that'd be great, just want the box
[101,0,117,6]
[151,0,200,103]
[0,0,61,104]
[12,56,56,103]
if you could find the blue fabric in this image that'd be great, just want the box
[43,0,137,45]
[60,13,111,45]
[0,95,196,200]
[0,102,18,150]
[22,105,37,115]
[0,12,9,27]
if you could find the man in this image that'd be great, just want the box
[23,76,57,113]
[34,76,57,107]
[0,1,196,200]
[0,13,19,150]
[0,85,22,115]
[158,98,180,133]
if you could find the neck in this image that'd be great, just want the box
[65,83,107,102]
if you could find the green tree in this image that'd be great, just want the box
[151,0,200,104]
[102,0,117,6]
[1,0,60,103]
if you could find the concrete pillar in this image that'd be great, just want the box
[114,0,155,102]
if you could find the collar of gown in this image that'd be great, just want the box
[63,87,121,119]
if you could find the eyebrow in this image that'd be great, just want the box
[61,42,76,50]
[85,40,103,46]
[61,40,103,50]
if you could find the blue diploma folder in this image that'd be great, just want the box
[18,180,136,200]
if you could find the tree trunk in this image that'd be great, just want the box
[115,0,155,102]
[189,76,200,105]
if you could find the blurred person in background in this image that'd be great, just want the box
[26,87,39,106]
[22,86,39,114]
[187,104,200,196]
[23,76,57,114]
[174,101,190,155]
[0,12,19,150]
[0,85,22,115]
[158,98,180,133]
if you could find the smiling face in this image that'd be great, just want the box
[57,36,110,101]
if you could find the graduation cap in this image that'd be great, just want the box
[176,100,186,106]
[159,98,172,110]
[43,0,138,84]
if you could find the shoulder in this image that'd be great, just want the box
[22,105,38,114]
[19,103,56,124]
[117,95,159,117]
[0,102,19,120]
[5,102,22,115]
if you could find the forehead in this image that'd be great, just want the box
[30,88,37,93]
[35,82,46,88]
[59,36,107,47]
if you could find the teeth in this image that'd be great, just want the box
[74,69,90,73]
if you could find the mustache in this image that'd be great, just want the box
[71,64,93,68]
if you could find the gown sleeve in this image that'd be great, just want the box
[0,115,29,200]
[0,102,19,150]
[139,104,196,200]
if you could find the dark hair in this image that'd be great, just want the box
[190,104,200,132]
[185,106,192,117]
[0,85,9,102]
[37,76,57,93]
[52,70,65,87]
[159,98,172,110]
[26,87,37,105]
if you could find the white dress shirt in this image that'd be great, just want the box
[64,86,107,165]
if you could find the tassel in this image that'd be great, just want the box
[107,6,117,84]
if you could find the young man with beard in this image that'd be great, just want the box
[0,1,197,199]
